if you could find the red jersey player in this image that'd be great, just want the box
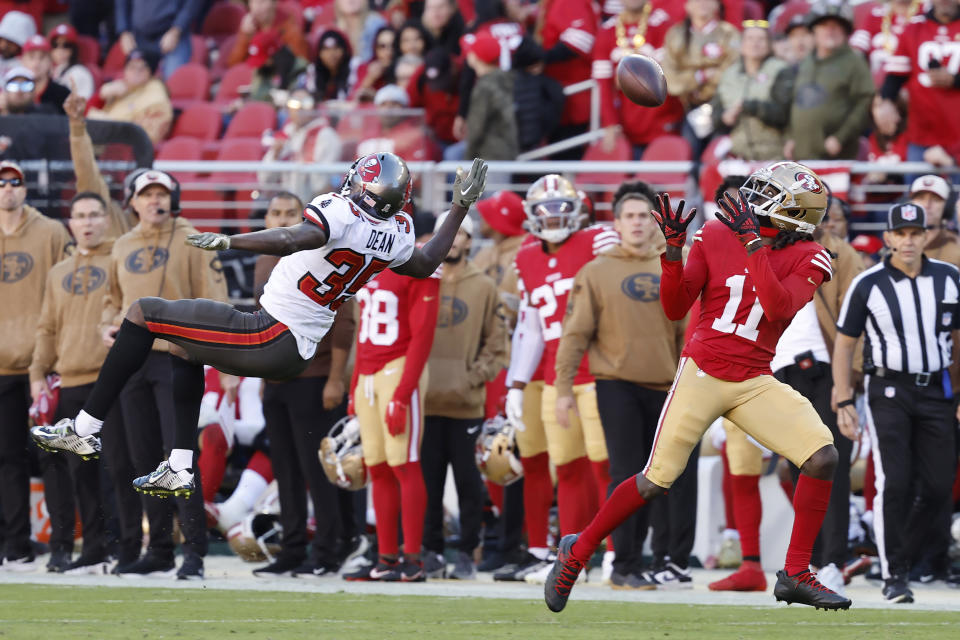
[544,161,853,612]
[506,175,619,582]
[342,262,441,582]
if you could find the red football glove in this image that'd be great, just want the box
[384,398,408,436]
[347,394,355,417]
[651,193,696,248]
[716,189,762,248]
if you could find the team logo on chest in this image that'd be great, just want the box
[62,265,106,294]
[621,273,660,302]
[1,252,33,282]
[125,247,169,273]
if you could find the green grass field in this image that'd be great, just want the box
[1,585,958,640]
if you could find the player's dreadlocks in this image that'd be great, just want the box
[770,229,814,250]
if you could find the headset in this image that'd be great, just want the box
[123,167,181,215]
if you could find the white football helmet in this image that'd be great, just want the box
[522,174,586,244]
[319,416,368,491]
[474,415,523,486]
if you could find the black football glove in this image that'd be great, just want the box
[716,189,762,248]
[651,193,696,248]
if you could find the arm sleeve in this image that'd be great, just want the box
[833,60,874,145]
[836,279,870,337]
[29,272,59,384]
[465,81,490,152]
[659,237,707,321]
[467,282,509,387]
[505,292,544,385]
[554,268,596,397]
[394,276,441,402]
[747,247,830,322]
[880,73,908,101]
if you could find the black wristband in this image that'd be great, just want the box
[837,399,855,409]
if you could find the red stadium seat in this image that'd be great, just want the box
[171,102,223,141]
[224,102,277,139]
[209,138,264,183]
[190,35,208,66]
[639,134,691,197]
[167,63,211,110]
[214,64,253,104]
[102,38,126,80]
[75,34,100,66]
[156,136,204,182]
[201,1,246,42]
[579,136,632,187]
[210,34,239,81]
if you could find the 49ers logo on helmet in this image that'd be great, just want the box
[359,156,382,182]
[794,172,822,193]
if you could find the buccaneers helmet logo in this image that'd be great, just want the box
[359,156,382,182]
[794,172,823,193]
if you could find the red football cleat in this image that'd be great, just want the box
[708,560,768,592]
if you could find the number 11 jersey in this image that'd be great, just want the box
[665,221,833,381]
[260,193,416,359]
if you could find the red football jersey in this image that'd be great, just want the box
[661,221,833,382]
[354,267,441,375]
[885,13,960,148]
[851,1,919,83]
[540,0,599,126]
[514,225,620,385]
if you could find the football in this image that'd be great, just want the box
[616,54,667,107]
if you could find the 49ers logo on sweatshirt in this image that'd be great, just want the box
[62,266,106,294]
[1,252,33,282]
[621,273,660,302]
[125,247,169,273]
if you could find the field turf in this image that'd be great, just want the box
[1,584,958,639]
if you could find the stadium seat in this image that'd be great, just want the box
[171,102,222,141]
[75,34,100,66]
[214,64,253,104]
[224,102,277,139]
[210,34,239,81]
[278,1,304,31]
[190,35,209,66]
[167,63,211,110]
[156,136,204,182]
[102,38,126,80]
[579,136,632,187]
[639,134,692,197]
[209,138,264,183]
[201,1,246,43]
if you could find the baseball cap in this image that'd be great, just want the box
[22,34,50,54]
[0,160,25,181]
[850,234,884,255]
[48,23,78,44]
[374,84,409,107]
[887,202,927,231]
[0,11,36,47]
[476,191,525,237]
[3,65,34,83]
[462,32,500,65]
[247,30,281,68]
[133,170,175,196]
[435,209,475,237]
[909,175,951,201]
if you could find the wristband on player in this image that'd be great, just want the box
[836,398,855,409]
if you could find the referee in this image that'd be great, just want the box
[833,202,960,604]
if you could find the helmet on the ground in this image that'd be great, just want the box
[319,415,368,491]
[739,161,828,234]
[474,415,523,486]
[522,174,585,243]
[226,512,283,562]
[340,152,412,220]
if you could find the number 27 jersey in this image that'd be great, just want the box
[260,193,415,358]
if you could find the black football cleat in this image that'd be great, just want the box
[774,570,852,610]
[544,534,585,613]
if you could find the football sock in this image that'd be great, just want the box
[731,474,762,559]
[246,450,274,483]
[572,474,647,565]
[74,410,103,438]
[520,453,552,549]
[83,319,154,419]
[529,546,550,561]
[557,457,595,536]
[784,475,832,575]
[369,463,400,557]
[222,467,270,513]
[863,455,876,513]
[168,448,194,473]
[198,424,229,502]
[171,357,205,451]
[590,460,614,551]
[392,461,427,556]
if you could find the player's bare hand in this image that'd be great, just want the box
[716,189,761,248]
[186,232,230,251]
[323,377,346,410]
[555,394,578,430]
[452,158,487,208]
[102,325,120,347]
[63,79,86,120]
[651,193,696,248]
[837,405,860,441]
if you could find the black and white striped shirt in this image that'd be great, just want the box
[837,256,960,374]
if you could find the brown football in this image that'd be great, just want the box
[616,54,667,108]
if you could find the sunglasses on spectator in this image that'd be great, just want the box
[0,177,24,187]
[5,79,34,93]
[742,20,769,29]
[52,40,72,49]
[376,41,392,49]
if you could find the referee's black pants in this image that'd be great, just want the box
[263,377,345,566]
[421,415,484,555]
[865,373,956,579]
[776,361,851,569]
[595,379,661,576]
[120,353,206,562]
[0,375,32,560]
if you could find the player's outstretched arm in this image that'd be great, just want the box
[392,158,487,277]
[651,193,696,262]
[186,222,328,256]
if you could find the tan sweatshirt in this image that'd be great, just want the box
[472,234,524,320]
[425,261,508,419]
[555,244,685,396]
[69,118,137,241]
[0,206,72,375]
[102,217,228,352]
[31,240,115,387]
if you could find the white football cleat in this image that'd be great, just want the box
[31,418,101,460]
[132,461,195,498]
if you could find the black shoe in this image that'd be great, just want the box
[46,550,72,573]
[610,571,657,590]
[116,553,176,578]
[176,554,204,580]
[64,555,111,575]
[774,570,852,610]
[477,550,506,573]
[343,557,398,581]
[493,552,540,581]
[252,555,302,578]
[293,558,340,578]
[882,576,914,603]
[422,551,446,579]
[382,560,425,582]
[544,534,585,613]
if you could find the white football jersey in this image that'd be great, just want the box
[260,192,416,358]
